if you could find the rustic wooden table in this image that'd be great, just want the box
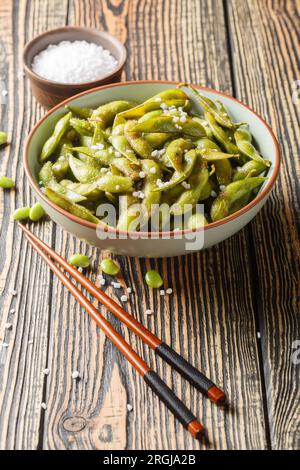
[0,0,299,451]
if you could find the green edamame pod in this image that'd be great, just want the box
[45,187,101,224]
[39,161,54,185]
[132,115,206,138]
[210,176,268,221]
[165,138,194,172]
[66,106,92,119]
[233,160,267,181]
[69,155,102,183]
[70,117,94,136]
[205,112,239,154]
[188,212,208,229]
[48,180,87,203]
[110,135,139,164]
[234,132,270,166]
[0,176,14,188]
[170,163,209,215]
[40,112,72,161]
[29,202,46,222]
[124,120,153,158]
[91,101,137,127]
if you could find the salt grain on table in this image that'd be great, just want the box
[31,40,118,84]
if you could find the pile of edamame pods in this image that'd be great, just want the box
[38,85,270,231]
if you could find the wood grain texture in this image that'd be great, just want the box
[227,0,300,450]
[0,0,298,451]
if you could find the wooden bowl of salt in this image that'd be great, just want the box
[23,26,127,108]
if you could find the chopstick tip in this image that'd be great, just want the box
[207,386,226,405]
[187,419,204,440]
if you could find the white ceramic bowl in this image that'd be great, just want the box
[24,81,280,257]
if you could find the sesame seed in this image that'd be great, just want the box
[127,287,132,294]
[160,103,168,110]
[210,190,217,197]
[9,289,17,296]
[41,402,47,410]
[43,368,50,375]
[2,342,9,348]
[2,90,8,96]
[139,171,146,178]
[72,371,80,379]
[4,323,12,330]
[127,404,133,411]
[160,290,165,296]
[115,185,120,190]
[150,167,157,174]
[145,309,153,315]
[182,181,191,189]
[166,288,173,294]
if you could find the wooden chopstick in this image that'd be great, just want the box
[19,223,225,405]
[19,224,204,440]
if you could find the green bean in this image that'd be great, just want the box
[48,180,87,203]
[39,161,54,185]
[110,135,139,164]
[101,258,120,276]
[124,120,153,158]
[69,155,102,183]
[66,106,92,119]
[152,148,197,192]
[91,101,136,127]
[233,160,267,181]
[165,138,193,172]
[118,89,189,120]
[40,112,72,161]
[70,117,94,136]
[188,212,208,229]
[185,84,235,128]
[45,187,101,224]
[0,176,14,188]
[69,253,90,268]
[170,163,209,215]
[29,202,46,221]
[145,270,163,288]
[234,130,270,166]
[132,115,206,137]
[13,206,30,221]
[210,177,268,221]
[60,180,102,201]
[205,112,239,154]
[0,131,7,145]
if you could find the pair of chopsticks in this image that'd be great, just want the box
[19,223,225,439]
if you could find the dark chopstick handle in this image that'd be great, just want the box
[155,342,226,404]
[143,370,203,439]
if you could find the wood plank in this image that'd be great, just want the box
[226,0,300,450]
[42,0,267,450]
[0,0,68,450]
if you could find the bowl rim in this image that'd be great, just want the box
[24,80,281,238]
[23,26,127,88]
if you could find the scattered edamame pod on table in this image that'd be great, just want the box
[101,258,120,276]
[69,254,90,268]
[0,176,14,188]
[145,270,163,288]
[40,112,72,162]
[0,131,8,145]
[29,202,46,222]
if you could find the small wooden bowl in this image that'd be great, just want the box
[23,26,127,108]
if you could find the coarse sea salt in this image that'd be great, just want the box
[31,40,118,84]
